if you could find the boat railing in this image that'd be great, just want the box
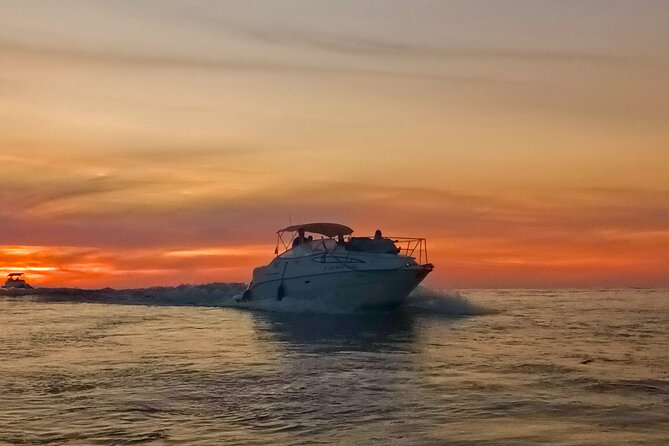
[275,232,429,264]
[387,237,429,265]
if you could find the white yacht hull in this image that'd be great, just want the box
[243,265,431,310]
[242,223,433,311]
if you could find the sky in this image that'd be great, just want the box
[1,0,668,288]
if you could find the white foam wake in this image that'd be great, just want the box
[9,283,493,316]
[404,286,494,316]
[221,286,493,316]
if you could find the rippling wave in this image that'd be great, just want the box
[1,288,667,445]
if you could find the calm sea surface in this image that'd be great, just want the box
[0,288,667,445]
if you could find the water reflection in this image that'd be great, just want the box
[2,291,666,445]
[249,311,418,353]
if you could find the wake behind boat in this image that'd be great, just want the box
[240,223,433,310]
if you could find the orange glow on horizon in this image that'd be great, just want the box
[2,234,667,289]
[1,3,668,288]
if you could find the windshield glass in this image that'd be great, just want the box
[279,238,340,258]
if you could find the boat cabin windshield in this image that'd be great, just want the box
[275,222,352,256]
[278,237,341,258]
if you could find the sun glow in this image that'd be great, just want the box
[1,2,668,288]
[164,246,272,258]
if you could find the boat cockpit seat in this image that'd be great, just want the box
[346,237,400,254]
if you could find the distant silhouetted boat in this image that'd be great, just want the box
[3,273,33,289]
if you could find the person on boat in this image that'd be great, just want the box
[292,227,306,248]
[337,234,346,247]
[371,229,401,254]
[348,230,390,253]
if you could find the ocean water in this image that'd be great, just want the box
[0,287,667,445]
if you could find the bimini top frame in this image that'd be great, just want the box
[274,223,429,265]
[275,222,352,255]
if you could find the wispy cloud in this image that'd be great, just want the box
[133,2,658,68]
[217,22,648,67]
[0,39,509,84]
[1,182,668,287]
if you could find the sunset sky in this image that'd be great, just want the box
[1,1,668,288]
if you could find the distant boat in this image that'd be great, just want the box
[240,222,433,309]
[3,272,33,289]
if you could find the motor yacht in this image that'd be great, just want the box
[240,223,433,309]
[3,272,33,289]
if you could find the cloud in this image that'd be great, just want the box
[18,175,155,207]
[129,2,655,68]
[2,182,668,287]
[220,22,646,67]
[3,178,667,248]
[0,39,508,85]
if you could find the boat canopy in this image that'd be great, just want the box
[278,222,353,238]
[7,272,25,278]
